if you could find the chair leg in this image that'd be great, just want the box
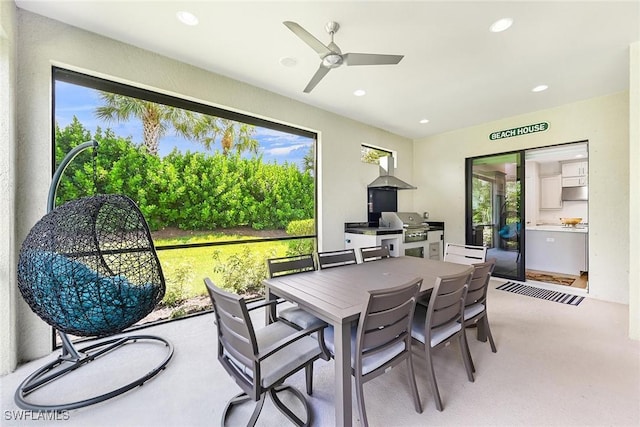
[483,315,497,353]
[459,331,475,383]
[406,353,423,414]
[305,362,313,395]
[463,324,476,374]
[270,385,311,427]
[247,392,267,427]
[318,329,331,361]
[220,391,257,427]
[425,347,444,411]
[355,376,368,427]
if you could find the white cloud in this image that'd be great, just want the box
[264,143,309,156]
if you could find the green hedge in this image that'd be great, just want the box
[55,118,314,231]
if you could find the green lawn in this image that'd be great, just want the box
[153,232,312,303]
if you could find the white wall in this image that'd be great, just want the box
[0,0,18,376]
[9,10,413,365]
[414,93,630,305]
[629,41,639,340]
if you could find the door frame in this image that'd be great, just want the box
[465,150,526,282]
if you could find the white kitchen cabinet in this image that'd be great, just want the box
[562,161,588,177]
[427,230,444,260]
[562,176,588,187]
[525,161,539,225]
[345,231,401,261]
[539,175,562,210]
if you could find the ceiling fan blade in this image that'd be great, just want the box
[343,53,404,66]
[283,21,332,56]
[304,66,331,93]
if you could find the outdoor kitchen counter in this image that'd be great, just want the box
[343,227,403,235]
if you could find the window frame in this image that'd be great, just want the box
[51,67,319,347]
[360,143,394,165]
[52,67,318,250]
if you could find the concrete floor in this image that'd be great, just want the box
[1,279,639,426]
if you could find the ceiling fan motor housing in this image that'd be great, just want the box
[322,53,343,68]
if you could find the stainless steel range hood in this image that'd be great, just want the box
[368,156,416,190]
[562,186,588,201]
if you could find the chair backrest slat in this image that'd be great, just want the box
[426,269,473,331]
[444,243,487,265]
[204,278,257,365]
[267,254,315,278]
[465,259,496,306]
[317,249,357,269]
[357,278,421,360]
[360,246,391,263]
[362,308,411,350]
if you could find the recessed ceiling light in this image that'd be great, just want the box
[532,84,549,92]
[575,154,584,158]
[490,18,513,33]
[353,89,366,97]
[176,11,199,26]
[279,57,298,67]
[419,119,430,124]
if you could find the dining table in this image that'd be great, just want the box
[263,255,474,427]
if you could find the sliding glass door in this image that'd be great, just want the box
[466,152,524,281]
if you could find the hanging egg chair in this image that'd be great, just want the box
[15,141,173,411]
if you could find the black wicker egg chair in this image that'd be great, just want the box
[15,141,173,411]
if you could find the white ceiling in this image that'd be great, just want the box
[15,0,640,140]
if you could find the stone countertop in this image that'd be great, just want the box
[526,224,588,233]
[344,227,403,236]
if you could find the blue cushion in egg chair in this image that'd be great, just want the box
[498,222,521,240]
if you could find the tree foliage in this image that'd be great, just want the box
[55,118,314,231]
[360,145,390,164]
[472,176,492,225]
[94,92,259,157]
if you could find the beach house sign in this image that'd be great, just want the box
[489,122,549,141]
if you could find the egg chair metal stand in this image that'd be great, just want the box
[15,141,174,411]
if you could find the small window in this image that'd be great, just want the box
[361,144,392,165]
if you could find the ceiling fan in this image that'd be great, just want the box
[283,21,404,93]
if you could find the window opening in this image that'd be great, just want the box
[52,68,317,335]
[361,144,393,164]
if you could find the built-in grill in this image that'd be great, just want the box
[382,212,428,242]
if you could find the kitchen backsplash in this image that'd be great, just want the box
[537,200,588,224]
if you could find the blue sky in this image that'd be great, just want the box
[54,81,313,169]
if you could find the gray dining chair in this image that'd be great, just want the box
[443,243,487,265]
[411,268,475,411]
[360,245,391,263]
[324,278,423,426]
[205,278,324,427]
[267,254,331,362]
[317,248,358,269]
[463,258,497,373]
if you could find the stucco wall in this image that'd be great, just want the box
[12,9,413,363]
[629,41,639,340]
[413,93,630,305]
[0,0,17,375]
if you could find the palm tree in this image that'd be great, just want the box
[95,93,184,156]
[95,92,259,156]
[302,145,315,175]
[175,115,258,156]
